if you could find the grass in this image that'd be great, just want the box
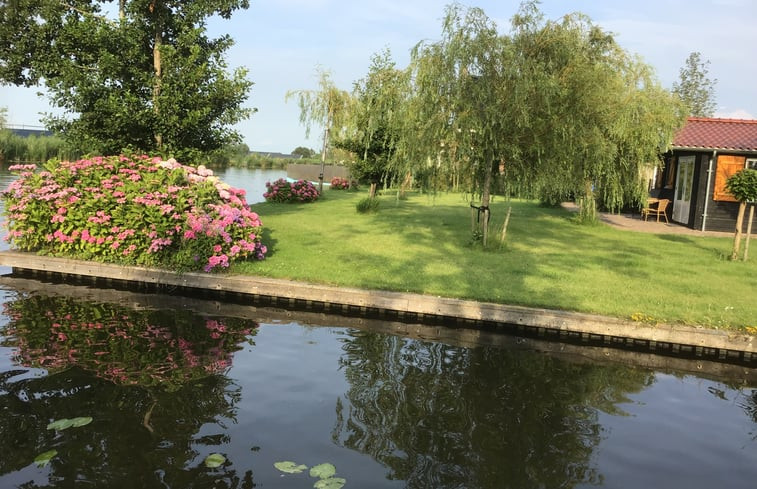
[235,190,757,330]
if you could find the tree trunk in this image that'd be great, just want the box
[743,204,754,261]
[731,201,746,260]
[480,160,493,247]
[500,205,512,243]
[152,2,163,149]
[579,179,596,223]
[319,106,332,194]
[119,0,125,21]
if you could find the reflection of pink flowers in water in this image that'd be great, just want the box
[2,298,259,389]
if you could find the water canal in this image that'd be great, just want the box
[0,166,755,488]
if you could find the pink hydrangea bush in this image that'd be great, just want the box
[1,155,267,272]
[263,178,319,203]
[330,177,353,190]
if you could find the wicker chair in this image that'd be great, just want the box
[642,198,670,223]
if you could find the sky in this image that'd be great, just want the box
[1,0,756,154]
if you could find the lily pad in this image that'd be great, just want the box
[46,419,75,431]
[34,449,58,468]
[314,477,346,489]
[310,463,336,479]
[204,453,226,468]
[46,417,93,431]
[274,461,308,474]
[70,417,93,427]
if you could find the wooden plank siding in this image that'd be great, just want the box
[666,151,757,233]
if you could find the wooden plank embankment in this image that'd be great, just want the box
[0,250,754,362]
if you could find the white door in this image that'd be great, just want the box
[673,156,695,223]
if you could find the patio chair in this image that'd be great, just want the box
[642,198,669,223]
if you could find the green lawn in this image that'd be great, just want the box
[236,190,757,330]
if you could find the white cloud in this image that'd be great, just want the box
[714,108,755,120]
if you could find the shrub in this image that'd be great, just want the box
[356,197,379,214]
[263,178,319,203]
[726,168,757,202]
[330,177,351,190]
[1,155,267,272]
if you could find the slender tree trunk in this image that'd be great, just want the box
[119,0,125,21]
[742,204,754,261]
[152,2,163,149]
[731,201,746,260]
[480,160,493,247]
[579,178,596,223]
[500,205,512,243]
[319,107,332,194]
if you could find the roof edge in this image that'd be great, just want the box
[687,116,757,124]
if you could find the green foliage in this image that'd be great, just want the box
[391,3,684,221]
[355,196,379,213]
[204,453,226,468]
[725,169,757,202]
[672,52,717,117]
[33,450,58,468]
[273,461,345,488]
[47,417,93,431]
[0,130,75,164]
[0,1,253,161]
[337,48,409,188]
[274,461,308,474]
[286,68,353,163]
[292,146,316,158]
[1,155,267,271]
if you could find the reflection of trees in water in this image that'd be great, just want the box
[0,294,258,489]
[0,368,254,488]
[334,331,654,489]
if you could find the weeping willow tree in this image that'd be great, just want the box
[335,49,410,198]
[349,2,684,243]
[406,4,534,246]
[286,68,353,192]
[513,8,685,222]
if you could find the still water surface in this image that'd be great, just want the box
[0,166,755,488]
[0,286,755,489]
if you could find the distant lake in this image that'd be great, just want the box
[212,167,286,204]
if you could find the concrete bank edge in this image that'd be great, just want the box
[0,250,753,356]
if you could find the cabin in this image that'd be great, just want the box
[652,117,757,233]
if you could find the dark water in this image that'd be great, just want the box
[0,284,755,489]
[0,166,756,488]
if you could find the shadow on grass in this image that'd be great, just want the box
[241,191,756,325]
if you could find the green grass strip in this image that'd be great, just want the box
[236,191,757,331]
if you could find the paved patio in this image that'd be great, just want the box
[560,202,734,237]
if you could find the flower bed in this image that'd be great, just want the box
[263,178,319,203]
[1,155,267,272]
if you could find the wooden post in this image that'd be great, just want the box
[744,204,754,261]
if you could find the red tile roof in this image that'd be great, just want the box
[672,117,757,152]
